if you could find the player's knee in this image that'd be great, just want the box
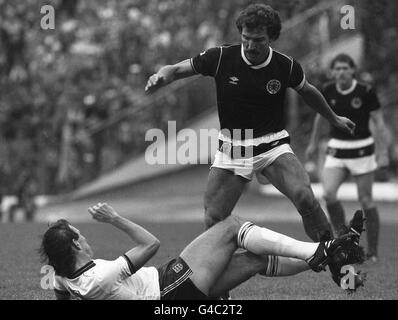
[205,215,241,246]
[216,215,242,237]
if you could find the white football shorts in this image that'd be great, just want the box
[211,130,294,182]
[324,137,377,176]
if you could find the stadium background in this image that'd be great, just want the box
[0,0,397,299]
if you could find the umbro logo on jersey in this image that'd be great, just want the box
[229,77,239,85]
[172,263,184,274]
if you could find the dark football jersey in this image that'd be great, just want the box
[322,80,381,140]
[190,44,305,138]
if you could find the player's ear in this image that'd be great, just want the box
[72,238,82,250]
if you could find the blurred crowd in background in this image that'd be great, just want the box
[0,0,397,220]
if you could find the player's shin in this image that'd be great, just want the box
[301,202,333,241]
[237,222,319,260]
[364,207,380,257]
[259,255,310,277]
[326,200,347,236]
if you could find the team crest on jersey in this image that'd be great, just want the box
[351,97,362,109]
[266,80,281,94]
[220,141,232,155]
[172,263,184,274]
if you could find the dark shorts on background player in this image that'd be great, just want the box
[157,257,209,300]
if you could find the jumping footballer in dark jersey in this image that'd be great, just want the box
[146,5,357,293]
[190,44,305,138]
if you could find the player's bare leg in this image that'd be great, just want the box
[208,252,308,297]
[354,171,379,260]
[204,167,248,229]
[180,215,335,296]
[322,166,349,236]
[261,153,332,241]
[180,216,241,295]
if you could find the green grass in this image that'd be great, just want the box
[1,218,398,300]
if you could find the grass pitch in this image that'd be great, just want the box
[1,166,397,299]
[1,200,397,300]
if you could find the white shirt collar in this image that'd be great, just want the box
[336,79,357,95]
[241,45,273,69]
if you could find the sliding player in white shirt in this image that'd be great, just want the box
[40,203,364,300]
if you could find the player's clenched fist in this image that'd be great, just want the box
[88,202,120,223]
[145,73,164,93]
[333,116,356,136]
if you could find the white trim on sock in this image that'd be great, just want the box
[240,224,319,260]
[237,222,255,248]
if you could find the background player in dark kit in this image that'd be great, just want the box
[306,54,389,262]
[145,4,355,243]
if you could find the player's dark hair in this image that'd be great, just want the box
[330,53,356,69]
[236,4,282,41]
[39,219,79,278]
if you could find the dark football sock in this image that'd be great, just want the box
[326,200,347,236]
[301,203,333,242]
[364,207,380,257]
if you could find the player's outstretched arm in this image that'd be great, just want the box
[297,81,356,135]
[145,59,197,94]
[88,203,160,272]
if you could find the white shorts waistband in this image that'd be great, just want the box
[218,129,289,147]
[328,137,374,149]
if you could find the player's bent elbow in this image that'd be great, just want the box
[125,239,161,271]
[144,240,160,263]
[129,240,161,270]
[153,238,161,250]
[147,239,161,256]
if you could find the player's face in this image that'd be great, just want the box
[332,62,354,85]
[241,26,270,65]
[70,225,94,258]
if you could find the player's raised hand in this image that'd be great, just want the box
[145,73,164,94]
[333,116,356,136]
[88,202,120,223]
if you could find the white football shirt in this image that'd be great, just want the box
[53,257,160,300]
